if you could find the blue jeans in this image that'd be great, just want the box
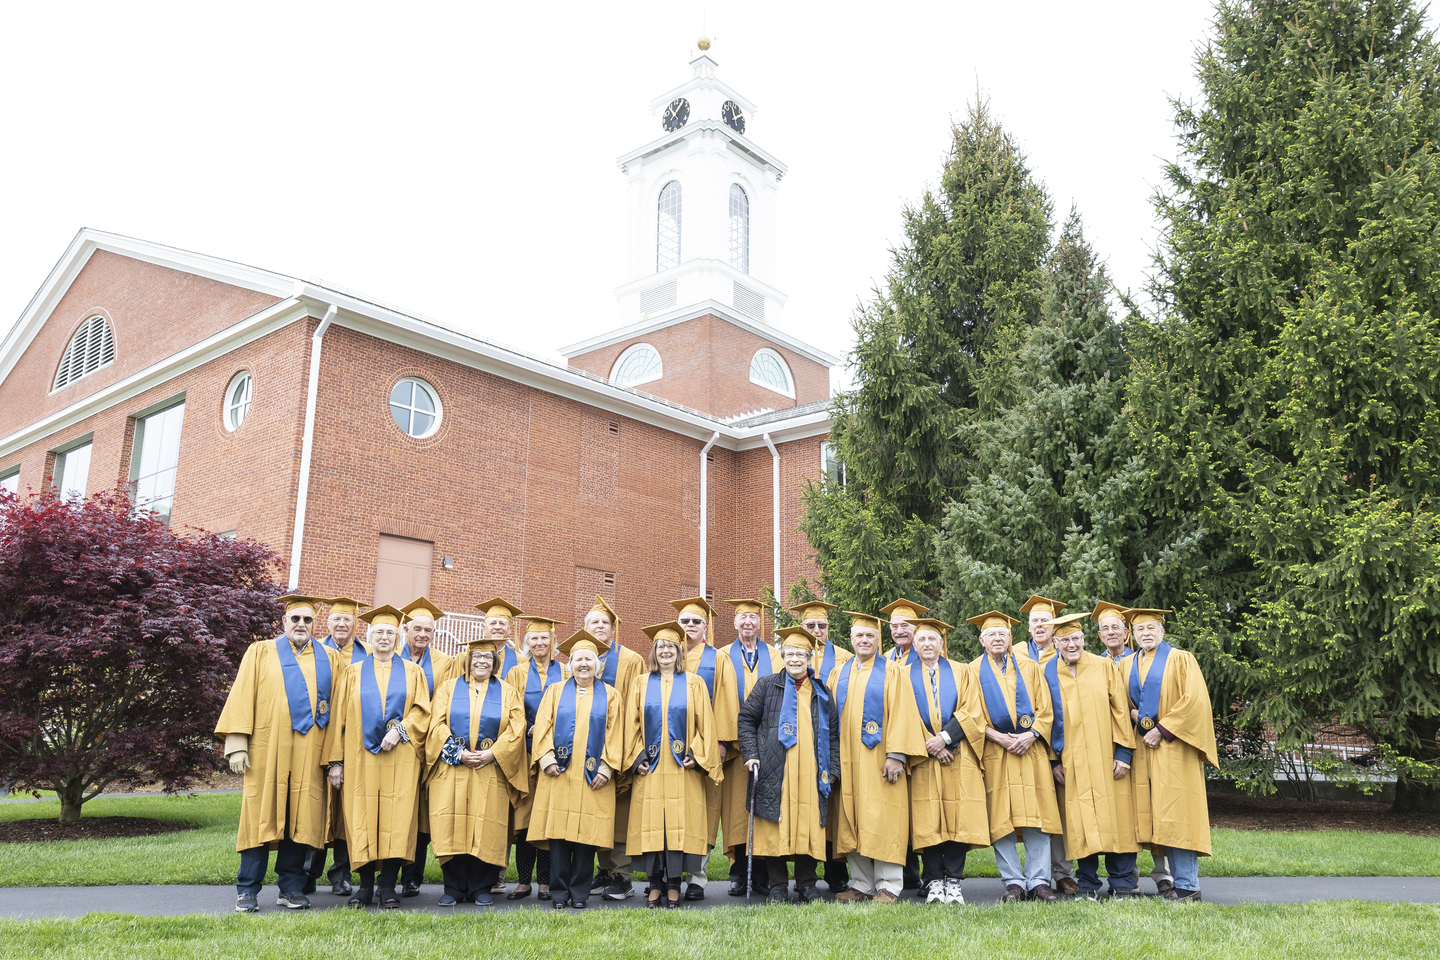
[993,828,1051,890]
[238,838,310,897]
[1077,851,1137,892]
[1166,847,1200,892]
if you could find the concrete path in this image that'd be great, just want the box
[3,877,1438,919]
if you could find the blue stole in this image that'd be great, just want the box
[1043,658,1066,756]
[599,647,621,687]
[525,659,563,750]
[693,645,717,699]
[1129,642,1171,732]
[499,644,520,679]
[778,672,832,800]
[978,653,1036,735]
[836,656,886,749]
[275,637,331,734]
[401,644,436,695]
[643,673,690,768]
[554,679,609,785]
[360,656,408,753]
[449,677,503,750]
[323,635,368,665]
[817,642,837,684]
[888,645,914,666]
[908,658,957,736]
[729,640,772,708]
[1026,639,1042,662]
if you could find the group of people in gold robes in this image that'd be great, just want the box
[215,587,1217,912]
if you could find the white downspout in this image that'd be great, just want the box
[287,304,337,589]
[762,432,780,602]
[698,431,720,598]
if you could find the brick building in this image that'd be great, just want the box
[0,50,844,655]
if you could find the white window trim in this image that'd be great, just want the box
[224,370,252,432]
[52,315,116,393]
[0,466,18,496]
[749,347,795,398]
[389,376,443,439]
[610,342,664,388]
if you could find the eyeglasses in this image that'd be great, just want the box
[678,618,704,626]
[802,621,828,631]
[288,615,314,624]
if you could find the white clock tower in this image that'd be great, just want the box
[613,40,788,326]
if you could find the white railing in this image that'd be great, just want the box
[433,612,488,659]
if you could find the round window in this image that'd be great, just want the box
[224,371,252,431]
[389,377,442,438]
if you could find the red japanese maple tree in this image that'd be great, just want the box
[0,487,282,820]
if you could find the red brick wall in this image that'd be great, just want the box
[567,314,830,419]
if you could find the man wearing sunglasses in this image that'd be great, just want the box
[216,593,343,913]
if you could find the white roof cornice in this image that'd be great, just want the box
[616,121,787,177]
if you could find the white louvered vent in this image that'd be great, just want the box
[639,282,678,315]
[53,316,116,390]
[732,282,764,320]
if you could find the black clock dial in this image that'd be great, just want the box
[662,97,691,132]
[722,100,746,134]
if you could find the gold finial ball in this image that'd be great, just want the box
[697,36,711,50]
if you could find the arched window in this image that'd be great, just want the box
[611,343,663,387]
[389,377,443,438]
[657,181,682,271]
[749,348,794,398]
[224,371,252,431]
[729,184,750,274]
[53,315,115,390]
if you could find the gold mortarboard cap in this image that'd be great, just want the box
[643,621,686,645]
[727,599,765,616]
[967,610,1020,632]
[880,597,929,622]
[276,594,326,614]
[844,611,883,632]
[323,596,369,617]
[905,617,954,637]
[475,597,523,620]
[558,628,611,658]
[789,599,837,622]
[1019,595,1068,618]
[359,604,405,629]
[670,597,717,620]
[401,595,444,622]
[1124,608,1171,627]
[774,625,821,651]
[1052,612,1088,637]
[521,615,565,634]
[461,638,502,654]
[1090,600,1130,624]
[589,595,621,626]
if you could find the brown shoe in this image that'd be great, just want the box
[834,889,870,902]
[1164,888,1202,902]
[1029,883,1058,902]
[872,890,899,904]
[1056,877,1080,896]
[1002,884,1025,902]
[1155,879,1175,896]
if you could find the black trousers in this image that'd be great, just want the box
[904,848,922,888]
[766,856,819,889]
[645,849,685,890]
[515,839,551,885]
[729,842,771,893]
[788,855,822,890]
[305,839,351,886]
[356,858,401,892]
[549,839,596,905]
[919,841,967,883]
[237,838,309,897]
[400,832,430,887]
[440,855,501,901]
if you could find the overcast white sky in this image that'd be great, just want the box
[1,1,1226,388]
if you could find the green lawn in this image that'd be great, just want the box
[1,902,1436,959]
[1,792,1436,887]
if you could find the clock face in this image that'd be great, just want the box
[662,98,690,132]
[722,100,746,134]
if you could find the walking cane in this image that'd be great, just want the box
[746,764,758,901]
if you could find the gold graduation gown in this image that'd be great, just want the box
[526,680,625,849]
[216,638,343,852]
[505,658,569,831]
[816,643,854,850]
[402,644,452,837]
[893,657,990,848]
[425,676,529,867]
[599,644,648,847]
[972,653,1062,841]
[322,656,431,867]
[687,642,735,849]
[1127,646,1218,856]
[717,640,781,853]
[623,672,723,855]
[1051,652,1139,859]
[751,681,826,860]
[1013,639,1058,666]
[827,655,910,864]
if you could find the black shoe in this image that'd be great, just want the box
[473,892,494,905]
[766,885,789,904]
[798,885,824,904]
[537,890,553,901]
[590,871,613,895]
[401,880,421,898]
[1165,888,1202,902]
[604,878,634,900]
[380,889,401,909]
[571,897,587,910]
[302,879,317,895]
[506,885,533,900]
[438,894,457,907]
[332,879,353,897]
[347,887,374,908]
[827,882,850,895]
[235,893,258,913]
[728,880,746,897]
[665,895,681,909]
[684,882,705,901]
[647,893,663,909]
[276,891,311,910]
[552,899,569,910]
[1155,878,1175,896]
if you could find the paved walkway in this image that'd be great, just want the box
[3,877,1438,918]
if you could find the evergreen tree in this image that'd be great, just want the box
[802,99,1052,615]
[1131,0,1440,807]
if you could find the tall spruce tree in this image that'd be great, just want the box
[1132,0,1440,807]
[802,100,1052,615]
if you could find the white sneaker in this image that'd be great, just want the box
[925,879,946,903]
[945,878,965,904]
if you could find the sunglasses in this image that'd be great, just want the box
[678,618,705,626]
[288,615,314,624]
